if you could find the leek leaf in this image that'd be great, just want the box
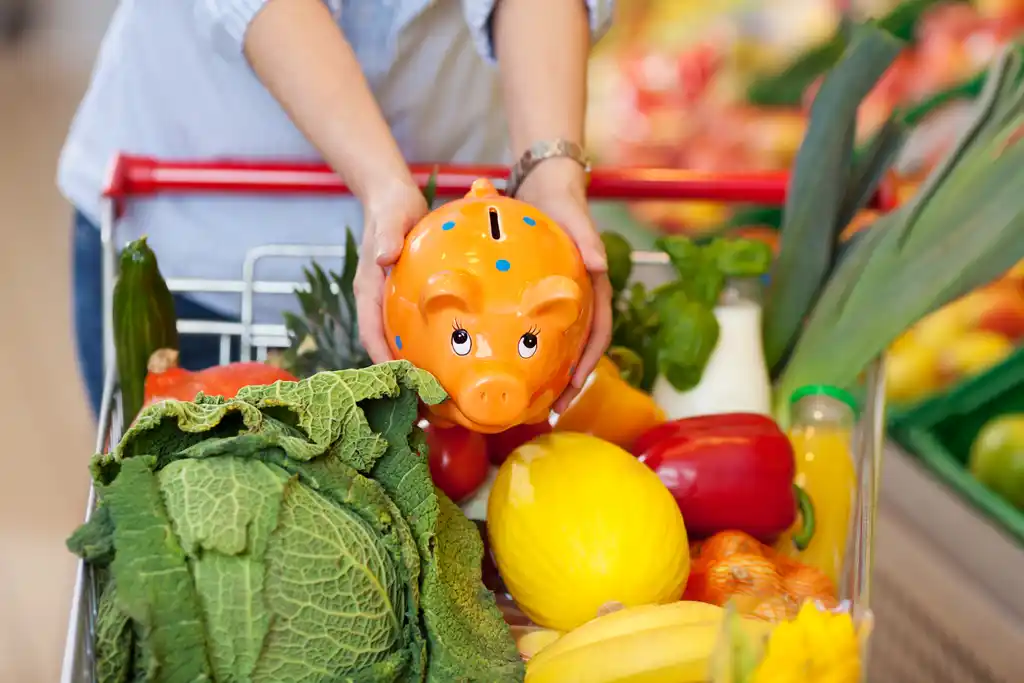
[763,24,903,375]
[776,45,1024,404]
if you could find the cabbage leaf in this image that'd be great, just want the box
[72,361,524,683]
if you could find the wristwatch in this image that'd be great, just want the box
[506,139,592,198]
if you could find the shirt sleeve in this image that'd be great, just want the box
[194,0,343,56]
[461,0,615,65]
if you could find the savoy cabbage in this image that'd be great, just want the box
[68,361,524,683]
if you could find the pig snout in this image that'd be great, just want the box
[457,374,528,427]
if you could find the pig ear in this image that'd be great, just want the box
[521,276,583,329]
[419,270,483,319]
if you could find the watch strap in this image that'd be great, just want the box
[506,139,591,198]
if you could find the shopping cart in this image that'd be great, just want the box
[61,155,892,683]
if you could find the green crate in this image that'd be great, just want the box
[890,346,1024,546]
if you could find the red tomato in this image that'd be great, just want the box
[426,425,489,502]
[485,421,553,466]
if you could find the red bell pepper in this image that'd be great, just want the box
[631,412,814,547]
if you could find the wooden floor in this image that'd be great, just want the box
[0,21,103,681]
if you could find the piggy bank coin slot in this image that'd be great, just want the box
[488,206,502,240]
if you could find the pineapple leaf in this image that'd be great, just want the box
[339,228,360,354]
[282,312,310,338]
[282,242,371,377]
[339,229,359,316]
[422,166,439,209]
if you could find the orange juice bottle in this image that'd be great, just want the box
[777,385,858,586]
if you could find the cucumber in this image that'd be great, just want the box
[112,237,178,428]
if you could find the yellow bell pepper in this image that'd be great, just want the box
[553,356,666,450]
[753,602,862,683]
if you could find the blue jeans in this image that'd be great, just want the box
[72,211,234,417]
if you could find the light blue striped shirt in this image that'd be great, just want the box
[58,0,614,321]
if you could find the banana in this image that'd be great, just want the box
[515,628,563,660]
[526,619,724,683]
[528,601,725,669]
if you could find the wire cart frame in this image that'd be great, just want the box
[61,155,894,683]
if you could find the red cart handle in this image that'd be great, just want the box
[103,154,898,209]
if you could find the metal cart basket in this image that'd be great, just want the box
[61,155,891,683]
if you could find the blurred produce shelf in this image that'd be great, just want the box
[869,443,1024,683]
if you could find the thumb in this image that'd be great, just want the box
[580,235,609,274]
[374,227,405,266]
[560,210,607,273]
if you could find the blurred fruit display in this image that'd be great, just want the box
[886,261,1024,405]
[587,0,1024,237]
[587,0,1024,408]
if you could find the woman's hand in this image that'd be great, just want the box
[515,158,613,413]
[244,0,432,364]
[354,180,430,364]
[245,0,427,365]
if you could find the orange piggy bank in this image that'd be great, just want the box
[383,178,594,433]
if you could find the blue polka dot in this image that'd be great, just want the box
[395,336,403,350]
[569,365,576,376]
[523,216,537,226]
[442,221,455,231]
[496,259,511,272]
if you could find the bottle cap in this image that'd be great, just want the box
[789,384,859,416]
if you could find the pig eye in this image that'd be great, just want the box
[451,328,472,356]
[518,332,538,359]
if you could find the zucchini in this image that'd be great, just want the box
[113,236,178,428]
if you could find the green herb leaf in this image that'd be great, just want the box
[656,296,720,392]
[601,230,634,299]
[656,235,703,281]
[612,283,663,392]
[656,236,725,307]
[713,238,774,278]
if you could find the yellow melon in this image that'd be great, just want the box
[487,432,690,631]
